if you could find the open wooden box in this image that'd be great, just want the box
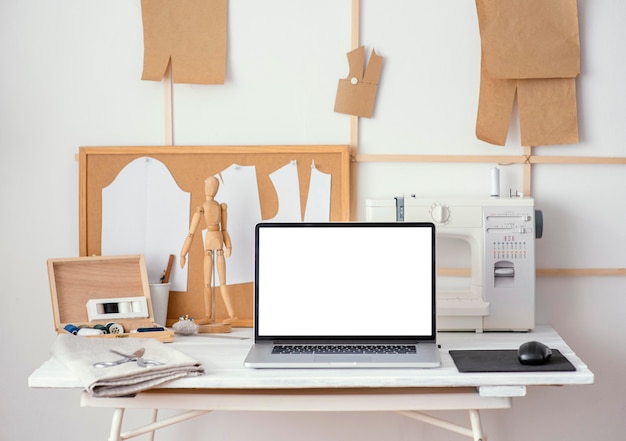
[47,254,174,342]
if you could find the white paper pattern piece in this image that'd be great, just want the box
[214,164,263,284]
[102,159,332,291]
[101,157,189,291]
[304,162,331,222]
[267,160,302,222]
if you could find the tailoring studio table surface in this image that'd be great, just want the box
[29,326,594,441]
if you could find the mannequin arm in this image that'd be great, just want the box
[180,207,203,268]
[221,202,232,257]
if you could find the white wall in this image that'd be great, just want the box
[2,1,625,440]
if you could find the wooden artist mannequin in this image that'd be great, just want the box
[180,176,237,326]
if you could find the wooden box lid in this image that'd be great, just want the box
[47,254,174,342]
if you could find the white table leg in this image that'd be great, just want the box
[397,410,476,439]
[147,409,158,441]
[108,408,125,441]
[468,409,485,441]
[119,410,211,440]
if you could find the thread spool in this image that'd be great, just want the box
[77,328,104,336]
[103,303,119,314]
[490,167,500,198]
[93,324,109,334]
[118,302,132,314]
[64,324,79,335]
[106,322,124,334]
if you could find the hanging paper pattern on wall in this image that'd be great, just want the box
[101,158,332,289]
[101,157,190,291]
[140,0,228,84]
[475,0,580,146]
[334,46,384,118]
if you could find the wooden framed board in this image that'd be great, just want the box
[78,145,351,327]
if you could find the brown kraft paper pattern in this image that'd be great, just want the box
[141,0,227,85]
[475,0,580,146]
[334,46,383,119]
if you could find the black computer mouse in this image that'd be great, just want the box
[518,341,552,365]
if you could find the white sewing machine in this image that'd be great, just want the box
[366,196,542,332]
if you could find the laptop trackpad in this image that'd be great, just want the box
[314,354,373,363]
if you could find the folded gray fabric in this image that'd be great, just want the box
[51,334,203,397]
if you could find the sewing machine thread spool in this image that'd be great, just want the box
[490,167,500,198]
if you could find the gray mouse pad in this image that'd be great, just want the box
[449,349,576,372]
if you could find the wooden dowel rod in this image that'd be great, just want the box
[164,60,174,145]
[438,267,626,277]
[437,268,471,277]
[529,156,626,165]
[349,0,360,220]
[537,268,626,277]
[351,0,359,49]
[354,153,626,165]
[355,154,524,164]
[350,117,358,221]
[522,146,532,197]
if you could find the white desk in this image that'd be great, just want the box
[29,326,593,441]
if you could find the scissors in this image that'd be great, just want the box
[93,348,163,368]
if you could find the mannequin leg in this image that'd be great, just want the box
[202,249,215,322]
[216,250,237,323]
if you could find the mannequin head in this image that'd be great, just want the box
[204,176,219,198]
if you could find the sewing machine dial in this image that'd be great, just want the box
[430,203,451,224]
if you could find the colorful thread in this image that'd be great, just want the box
[63,324,79,335]
[77,328,104,336]
[93,324,109,334]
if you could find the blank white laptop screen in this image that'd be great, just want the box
[255,223,435,339]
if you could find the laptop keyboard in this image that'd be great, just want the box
[272,344,417,355]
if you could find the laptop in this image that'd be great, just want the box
[244,222,441,368]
